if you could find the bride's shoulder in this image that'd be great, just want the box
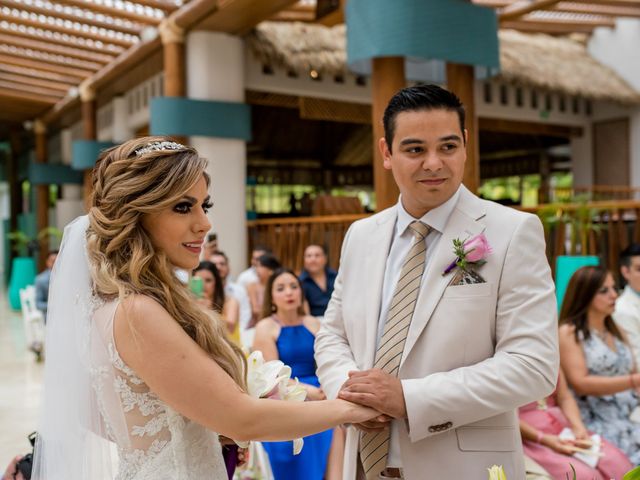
[115,294,180,336]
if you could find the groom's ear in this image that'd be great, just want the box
[380,138,392,171]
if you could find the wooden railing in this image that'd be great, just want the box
[551,186,640,202]
[248,200,640,280]
[247,214,370,273]
[521,200,640,277]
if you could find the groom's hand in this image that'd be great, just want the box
[338,369,407,419]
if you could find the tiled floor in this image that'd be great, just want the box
[0,289,43,469]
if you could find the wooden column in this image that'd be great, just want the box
[160,19,186,98]
[446,63,480,194]
[159,19,187,145]
[8,129,21,232]
[80,80,97,210]
[34,119,49,270]
[372,56,404,212]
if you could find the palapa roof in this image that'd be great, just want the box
[248,22,640,105]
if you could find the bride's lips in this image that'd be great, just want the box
[182,241,203,254]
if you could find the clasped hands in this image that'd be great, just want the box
[338,369,407,433]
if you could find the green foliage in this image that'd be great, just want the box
[565,464,576,480]
[624,466,640,480]
[6,227,62,257]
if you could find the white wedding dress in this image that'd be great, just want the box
[91,299,228,480]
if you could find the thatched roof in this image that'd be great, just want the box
[248,22,640,105]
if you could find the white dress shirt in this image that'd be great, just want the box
[613,285,640,367]
[225,281,252,331]
[378,187,461,467]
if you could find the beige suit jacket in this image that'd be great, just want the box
[315,187,558,479]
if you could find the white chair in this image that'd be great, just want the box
[19,285,45,360]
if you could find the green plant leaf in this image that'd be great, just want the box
[624,466,640,479]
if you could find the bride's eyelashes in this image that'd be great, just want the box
[173,200,213,215]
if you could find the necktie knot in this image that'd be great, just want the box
[409,221,430,240]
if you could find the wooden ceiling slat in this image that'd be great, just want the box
[0,63,80,84]
[54,0,162,24]
[0,79,65,100]
[0,90,58,105]
[130,0,179,13]
[0,12,137,47]
[0,44,103,72]
[0,52,90,79]
[198,0,299,35]
[0,32,116,63]
[551,2,640,17]
[499,0,562,20]
[0,0,144,35]
[0,72,71,92]
[501,19,608,32]
[0,45,105,71]
[0,23,126,54]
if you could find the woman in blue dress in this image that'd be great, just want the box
[253,268,333,480]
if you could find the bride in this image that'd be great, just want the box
[32,137,377,479]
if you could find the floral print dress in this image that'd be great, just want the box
[575,331,640,465]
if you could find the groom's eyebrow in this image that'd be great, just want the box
[399,138,424,146]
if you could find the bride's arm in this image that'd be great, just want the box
[114,295,374,442]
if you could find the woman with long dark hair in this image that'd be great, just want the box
[559,265,640,464]
[194,261,240,345]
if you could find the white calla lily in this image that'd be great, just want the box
[238,350,308,454]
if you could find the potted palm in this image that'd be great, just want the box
[7,227,62,310]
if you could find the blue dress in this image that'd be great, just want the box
[262,325,333,480]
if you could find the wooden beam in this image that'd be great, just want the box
[318,0,345,26]
[0,80,65,99]
[0,72,71,92]
[500,18,611,33]
[0,12,137,47]
[0,89,58,105]
[0,52,92,78]
[196,0,299,35]
[0,23,125,55]
[0,63,80,85]
[0,0,144,36]
[479,117,584,137]
[0,45,104,72]
[54,0,162,25]
[551,2,640,17]
[499,0,562,21]
[131,0,179,13]
[0,33,116,63]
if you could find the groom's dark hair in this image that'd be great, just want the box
[383,84,465,152]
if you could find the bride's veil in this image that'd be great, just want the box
[32,215,126,479]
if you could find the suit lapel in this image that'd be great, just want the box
[362,208,397,370]
[401,189,486,365]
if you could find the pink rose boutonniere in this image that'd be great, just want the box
[442,233,493,276]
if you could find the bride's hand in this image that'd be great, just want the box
[341,400,381,424]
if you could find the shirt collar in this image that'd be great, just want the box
[395,186,461,237]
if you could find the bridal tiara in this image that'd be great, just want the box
[134,141,187,157]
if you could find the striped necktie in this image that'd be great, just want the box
[360,220,431,480]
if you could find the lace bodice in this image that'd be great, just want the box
[90,300,227,480]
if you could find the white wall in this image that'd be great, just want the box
[589,18,640,187]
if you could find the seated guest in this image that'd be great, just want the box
[34,250,57,320]
[210,250,252,332]
[252,268,332,480]
[519,370,632,479]
[614,243,640,366]
[559,265,640,465]
[237,245,271,289]
[194,261,240,345]
[246,253,280,327]
[299,244,337,318]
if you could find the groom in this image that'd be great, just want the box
[314,84,558,479]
